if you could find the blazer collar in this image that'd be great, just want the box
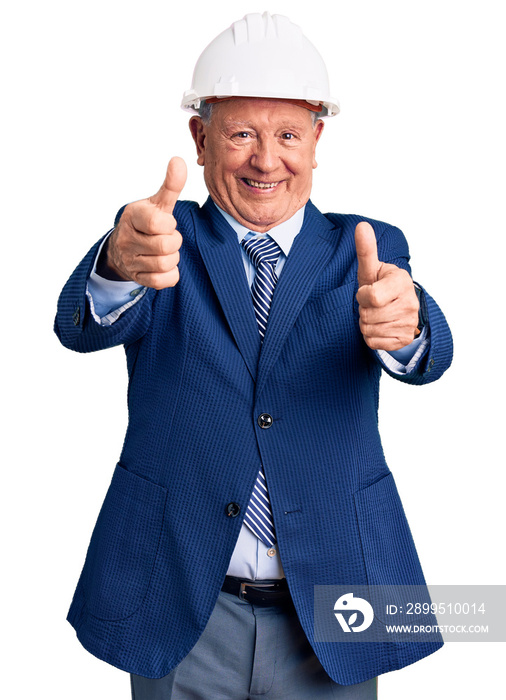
[255,200,341,398]
[195,197,342,390]
[196,198,261,381]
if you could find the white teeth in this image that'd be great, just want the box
[245,179,278,189]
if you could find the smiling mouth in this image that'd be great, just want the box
[242,178,280,190]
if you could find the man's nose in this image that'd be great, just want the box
[250,138,279,172]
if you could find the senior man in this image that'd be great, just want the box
[55,12,453,700]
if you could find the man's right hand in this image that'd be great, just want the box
[99,157,187,289]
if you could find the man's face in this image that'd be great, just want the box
[189,98,324,232]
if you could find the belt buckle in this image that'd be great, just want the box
[239,581,273,601]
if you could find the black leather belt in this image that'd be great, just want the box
[221,576,292,607]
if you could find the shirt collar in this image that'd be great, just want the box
[213,202,305,258]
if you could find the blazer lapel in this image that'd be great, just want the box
[196,198,261,382]
[256,201,342,399]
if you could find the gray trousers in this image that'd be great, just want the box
[131,591,377,700]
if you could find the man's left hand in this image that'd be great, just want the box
[355,221,420,351]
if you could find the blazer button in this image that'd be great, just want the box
[225,502,241,518]
[257,413,273,429]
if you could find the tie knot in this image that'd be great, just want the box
[241,235,281,269]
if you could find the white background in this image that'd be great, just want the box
[2,0,504,697]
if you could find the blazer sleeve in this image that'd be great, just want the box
[371,222,454,386]
[54,233,157,353]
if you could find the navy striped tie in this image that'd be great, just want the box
[240,234,281,546]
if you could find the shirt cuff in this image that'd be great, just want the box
[86,231,147,326]
[376,326,429,375]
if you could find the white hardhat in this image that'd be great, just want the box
[181,12,340,117]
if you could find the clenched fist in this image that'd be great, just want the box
[355,221,420,351]
[98,157,187,289]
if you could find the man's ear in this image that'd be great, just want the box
[312,119,325,169]
[189,117,206,166]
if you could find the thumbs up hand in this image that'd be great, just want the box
[101,157,187,289]
[355,221,420,351]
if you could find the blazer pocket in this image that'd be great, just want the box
[354,472,426,587]
[296,281,356,326]
[354,472,440,629]
[81,463,168,621]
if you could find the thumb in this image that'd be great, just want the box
[355,221,380,287]
[150,156,187,212]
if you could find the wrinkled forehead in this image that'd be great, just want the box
[205,97,318,128]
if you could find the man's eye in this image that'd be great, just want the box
[281,133,295,140]
[234,132,251,139]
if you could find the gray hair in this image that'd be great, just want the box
[198,101,214,124]
[198,100,322,126]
